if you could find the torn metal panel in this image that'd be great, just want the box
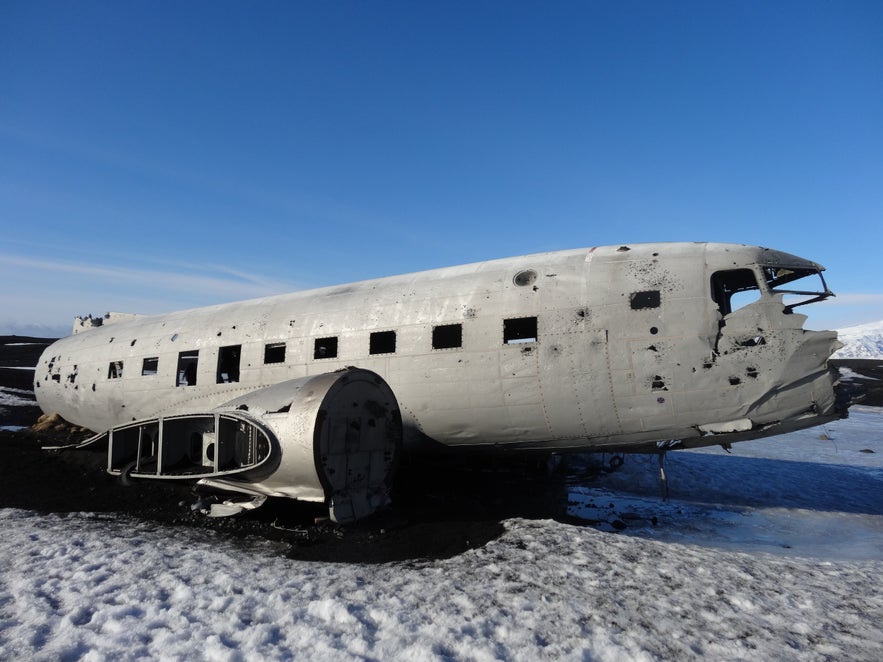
[73,312,141,335]
[699,418,752,434]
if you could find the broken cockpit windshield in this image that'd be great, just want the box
[762,266,833,311]
[711,269,761,316]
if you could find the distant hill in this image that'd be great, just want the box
[834,321,883,359]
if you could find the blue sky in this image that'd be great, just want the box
[1,1,881,336]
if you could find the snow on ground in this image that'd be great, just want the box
[0,385,35,408]
[0,386,37,419]
[1,408,882,660]
[839,366,866,381]
[571,406,883,561]
[0,386,36,426]
[1,510,881,661]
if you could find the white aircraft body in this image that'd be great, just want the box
[34,243,847,521]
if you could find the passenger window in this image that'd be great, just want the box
[141,357,159,376]
[503,317,538,344]
[216,345,241,383]
[176,350,199,386]
[432,323,463,349]
[370,330,396,355]
[710,269,761,316]
[314,337,338,359]
[107,361,123,379]
[264,342,286,364]
[630,290,661,310]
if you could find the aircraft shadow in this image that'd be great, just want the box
[591,451,883,516]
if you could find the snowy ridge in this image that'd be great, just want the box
[834,320,883,359]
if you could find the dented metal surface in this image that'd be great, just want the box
[34,243,848,518]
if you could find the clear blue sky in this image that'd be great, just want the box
[1,1,881,336]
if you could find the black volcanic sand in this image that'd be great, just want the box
[0,424,573,562]
[3,336,880,562]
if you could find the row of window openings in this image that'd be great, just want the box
[104,275,796,384]
[106,318,539,385]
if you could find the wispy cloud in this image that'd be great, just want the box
[806,293,883,330]
[0,254,299,301]
[0,253,304,334]
[821,293,883,306]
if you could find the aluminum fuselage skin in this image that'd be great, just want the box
[35,242,844,454]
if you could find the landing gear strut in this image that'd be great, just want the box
[658,452,669,501]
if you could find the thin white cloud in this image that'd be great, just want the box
[821,293,883,306]
[804,293,883,330]
[0,254,298,301]
[0,253,305,335]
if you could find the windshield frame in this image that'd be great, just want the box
[761,265,834,311]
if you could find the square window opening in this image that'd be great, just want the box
[710,269,761,316]
[432,323,463,350]
[504,317,538,344]
[264,342,286,364]
[314,337,338,359]
[216,344,241,383]
[370,330,396,355]
[177,350,199,387]
[141,357,159,376]
[107,361,123,379]
[630,290,661,310]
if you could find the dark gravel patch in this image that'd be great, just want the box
[0,425,566,562]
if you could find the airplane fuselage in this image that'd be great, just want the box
[35,242,844,456]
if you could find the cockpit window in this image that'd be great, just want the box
[711,269,761,316]
[762,266,833,311]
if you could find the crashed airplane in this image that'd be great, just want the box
[35,243,848,522]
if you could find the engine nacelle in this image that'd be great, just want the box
[97,368,401,523]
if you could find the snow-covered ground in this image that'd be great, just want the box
[0,385,34,409]
[570,406,883,562]
[0,386,36,430]
[0,386,36,429]
[1,408,881,660]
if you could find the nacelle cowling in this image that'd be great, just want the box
[97,368,401,523]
